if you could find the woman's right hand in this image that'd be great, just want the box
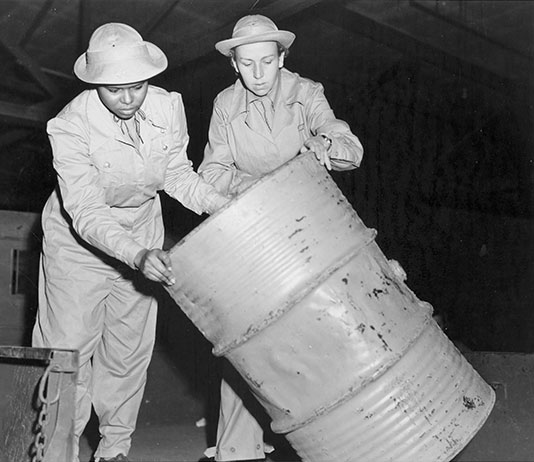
[134,249,176,286]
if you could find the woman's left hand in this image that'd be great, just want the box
[300,135,332,170]
[134,249,176,286]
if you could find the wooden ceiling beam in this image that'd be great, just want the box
[19,0,55,48]
[256,0,326,19]
[0,76,49,100]
[312,1,518,96]
[410,0,531,60]
[0,39,59,100]
[77,0,91,58]
[0,101,52,126]
[167,0,325,70]
[142,0,181,38]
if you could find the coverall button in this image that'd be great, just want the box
[256,444,261,449]
[104,162,110,168]
[162,144,168,150]
[230,447,236,453]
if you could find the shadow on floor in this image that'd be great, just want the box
[79,342,300,462]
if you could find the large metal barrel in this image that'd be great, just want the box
[167,153,495,462]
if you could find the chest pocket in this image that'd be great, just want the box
[91,142,136,205]
[145,133,173,189]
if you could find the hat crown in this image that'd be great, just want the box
[73,22,167,84]
[232,15,278,39]
[215,14,295,56]
[88,23,143,52]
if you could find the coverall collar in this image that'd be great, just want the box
[87,89,161,152]
[228,68,303,138]
[245,71,280,110]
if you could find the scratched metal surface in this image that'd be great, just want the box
[166,153,495,462]
[283,320,495,462]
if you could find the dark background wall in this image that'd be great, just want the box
[159,19,533,353]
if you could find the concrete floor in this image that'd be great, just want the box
[79,344,216,462]
[453,351,534,462]
[75,341,534,462]
[2,335,532,462]
[78,343,299,462]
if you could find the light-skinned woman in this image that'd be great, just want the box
[199,14,364,462]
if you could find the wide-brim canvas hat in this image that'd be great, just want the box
[215,15,295,56]
[74,23,168,85]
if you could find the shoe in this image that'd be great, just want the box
[98,454,129,462]
[197,458,265,462]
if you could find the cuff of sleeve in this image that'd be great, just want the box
[204,192,230,215]
[122,241,147,269]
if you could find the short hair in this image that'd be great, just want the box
[229,41,289,60]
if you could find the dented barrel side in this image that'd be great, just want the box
[166,153,495,462]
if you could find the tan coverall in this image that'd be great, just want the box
[199,68,364,461]
[32,86,224,461]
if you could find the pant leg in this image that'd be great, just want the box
[92,274,158,460]
[32,254,109,462]
[215,361,266,461]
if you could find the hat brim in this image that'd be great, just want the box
[73,42,168,85]
[215,31,295,56]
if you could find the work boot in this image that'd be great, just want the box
[198,458,265,462]
[98,454,129,462]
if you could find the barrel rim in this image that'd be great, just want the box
[168,152,324,256]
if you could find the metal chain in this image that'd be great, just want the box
[30,363,61,462]
[31,400,49,462]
